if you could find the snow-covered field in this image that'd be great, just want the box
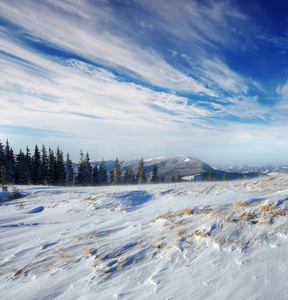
[1,174,288,300]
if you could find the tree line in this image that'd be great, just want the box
[0,140,159,187]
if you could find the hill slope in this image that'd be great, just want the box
[1,174,288,299]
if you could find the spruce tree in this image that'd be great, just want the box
[200,171,204,181]
[99,159,108,185]
[125,167,133,184]
[176,173,181,182]
[137,158,146,184]
[1,166,7,191]
[222,172,227,181]
[54,147,65,185]
[77,150,85,185]
[32,145,41,184]
[92,165,99,185]
[113,157,121,185]
[5,140,16,183]
[151,164,158,183]
[47,148,56,185]
[65,153,74,186]
[208,167,212,181]
[0,140,6,171]
[84,152,93,185]
[15,150,26,184]
[41,145,48,184]
[25,147,32,184]
[171,174,175,182]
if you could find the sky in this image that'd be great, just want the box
[0,0,288,165]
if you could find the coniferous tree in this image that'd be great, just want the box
[0,140,6,170]
[41,145,48,184]
[1,166,7,191]
[125,167,134,184]
[84,152,93,185]
[176,173,181,182]
[5,140,15,183]
[0,141,6,189]
[208,167,212,181]
[200,171,204,181]
[25,147,32,184]
[56,147,66,185]
[222,172,227,181]
[77,150,85,185]
[107,169,113,184]
[32,145,41,184]
[137,158,146,184]
[120,170,127,184]
[151,164,158,183]
[99,159,108,185]
[47,148,56,185]
[65,153,74,186]
[171,174,175,182]
[15,150,26,184]
[92,165,99,185]
[113,157,121,184]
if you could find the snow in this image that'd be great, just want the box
[1,174,288,299]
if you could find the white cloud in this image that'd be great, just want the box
[0,0,217,96]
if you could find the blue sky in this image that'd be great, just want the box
[0,0,287,164]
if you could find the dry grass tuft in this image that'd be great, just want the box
[260,204,276,212]
[183,208,192,215]
[233,201,252,208]
[193,229,210,238]
[175,230,183,237]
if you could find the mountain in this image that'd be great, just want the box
[212,163,288,174]
[92,155,260,182]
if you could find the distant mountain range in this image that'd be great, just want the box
[212,164,288,174]
[91,155,260,182]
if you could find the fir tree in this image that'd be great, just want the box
[1,166,7,191]
[0,140,6,170]
[77,150,85,185]
[5,140,15,183]
[125,167,134,184]
[137,158,146,184]
[65,153,74,186]
[47,148,56,185]
[208,167,212,181]
[15,150,26,184]
[56,147,66,185]
[25,147,32,184]
[176,173,181,182]
[41,145,48,184]
[151,164,158,183]
[222,172,227,181]
[92,165,99,185]
[200,171,204,181]
[84,152,93,185]
[32,145,41,184]
[171,174,175,182]
[120,170,127,184]
[99,159,108,185]
[113,157,121,185]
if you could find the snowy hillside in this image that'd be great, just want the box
[1,174,288,299]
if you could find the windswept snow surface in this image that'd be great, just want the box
[1,174,288,300]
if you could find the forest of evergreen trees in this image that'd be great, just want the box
[0,140,159,187]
